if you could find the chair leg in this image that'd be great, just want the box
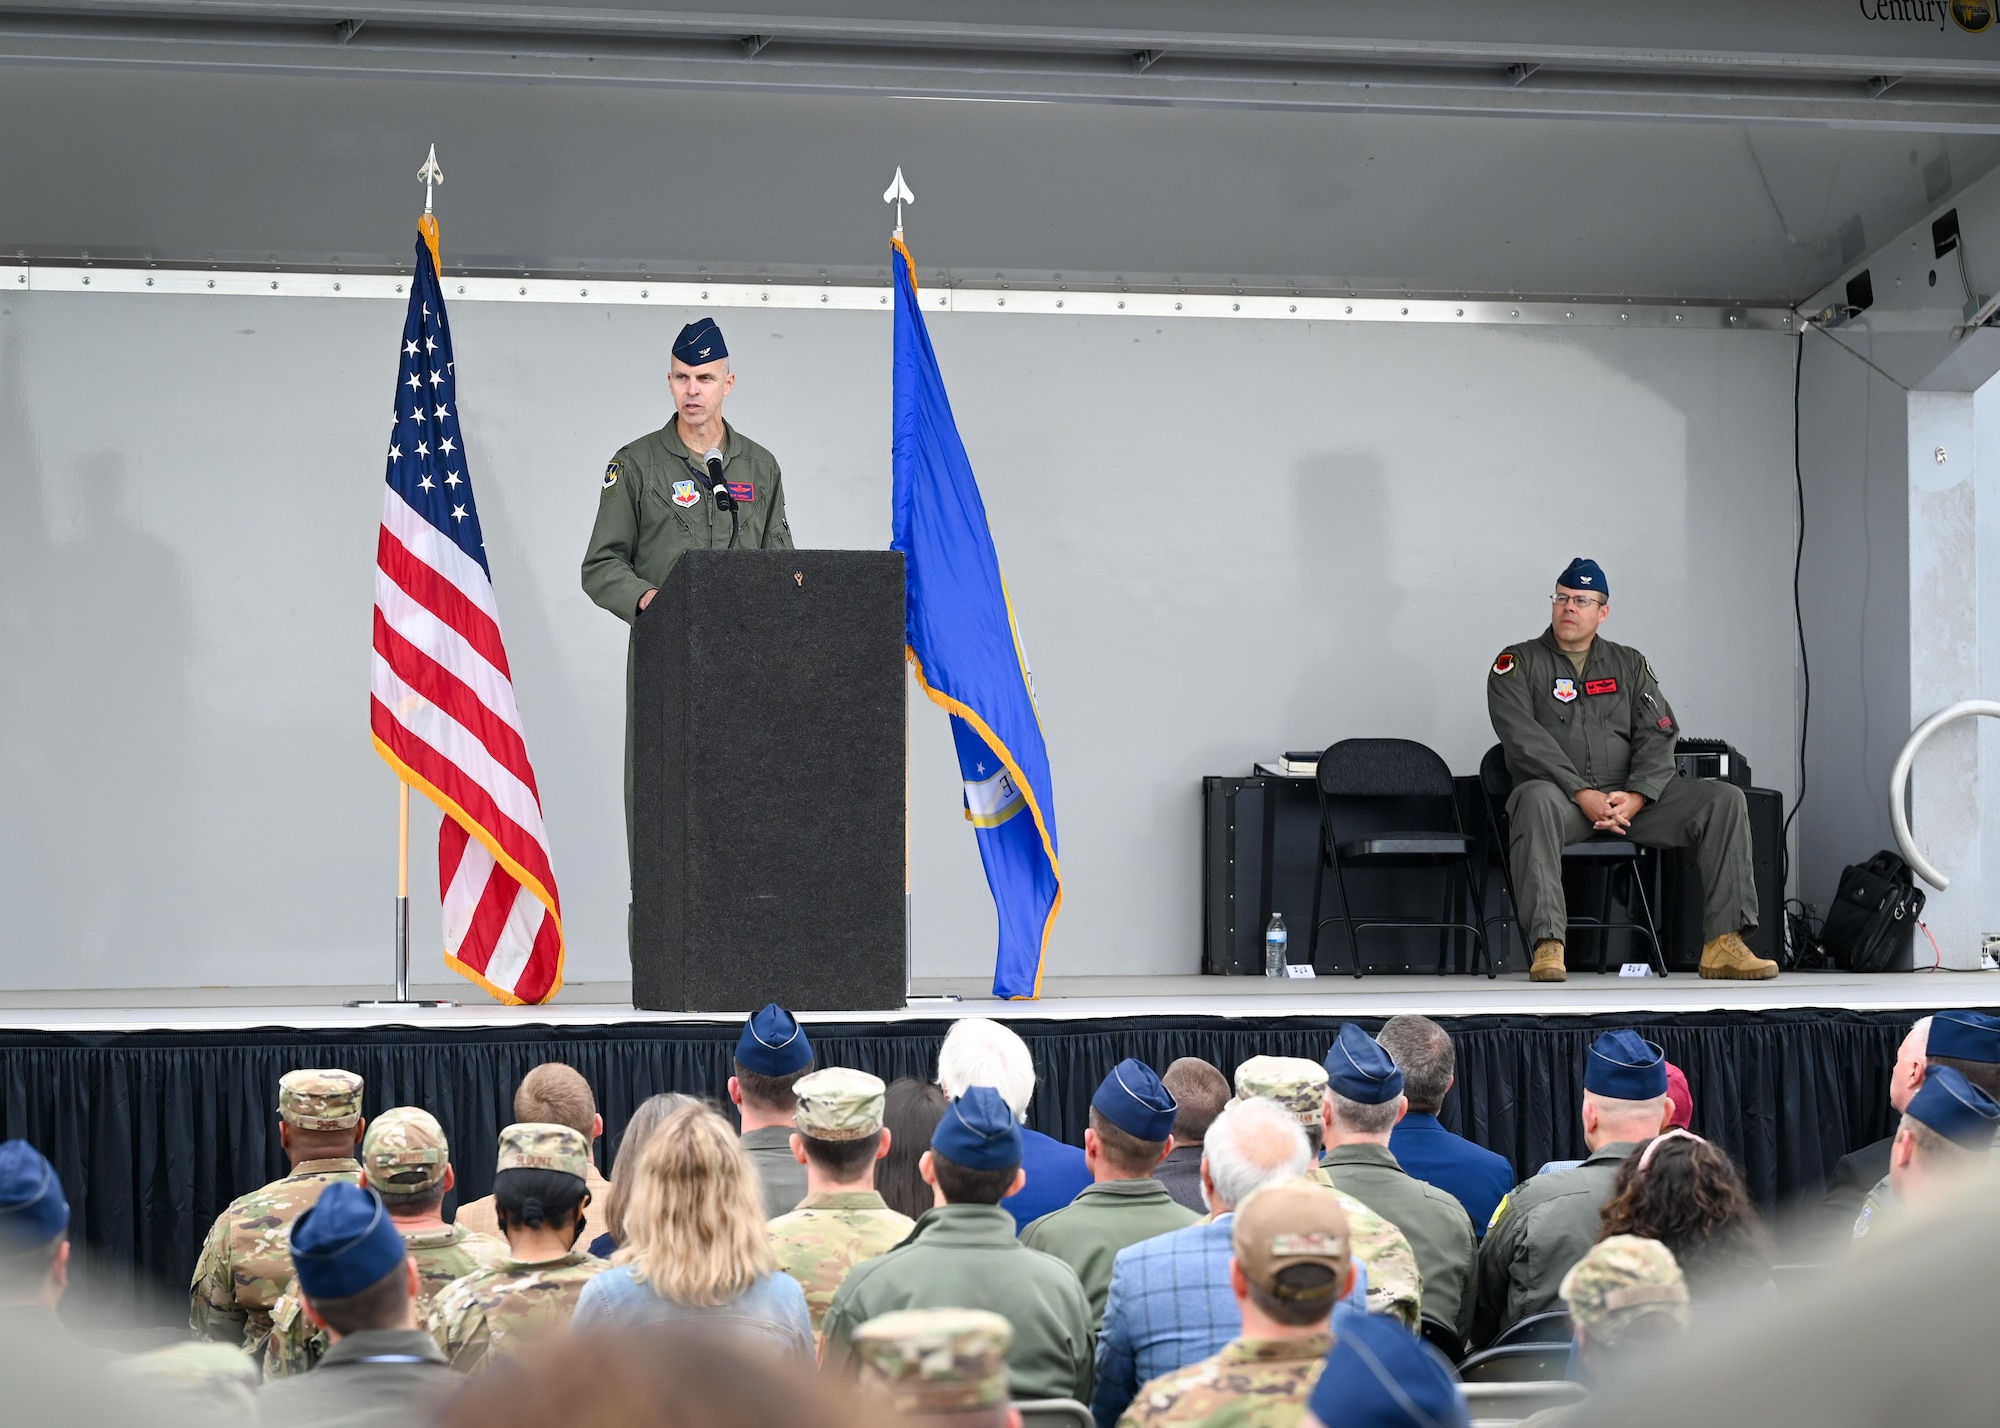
[1460,854,1494,977]
[1631,853,1668,979]
[1329,858,1364,979]
[1307,836,1327,970]
[1594,865,1613,974]
[1436,866,1453,976]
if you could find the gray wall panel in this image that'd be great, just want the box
[0,291,1798,989]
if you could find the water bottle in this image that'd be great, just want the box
[1264,914,1288,978]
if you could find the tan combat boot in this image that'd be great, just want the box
[1529,939,1567,982]
[1699,932,1779,980]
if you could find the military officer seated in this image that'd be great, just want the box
[734,1003,817,1218]
[1486,557,1777,982]
[1852,1066,2000,1241]
[0,1140,114,1376]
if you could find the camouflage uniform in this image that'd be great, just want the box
[428,1123,608,1373]
[188,1069,364,1354]
[1118,1334,1333,1428]
[769,1069,916,1341]
[264,1107,503,1377]
[851,1307,1011,1416]
[1232,1058,1328,1122]
[1558,1234,1690,1344]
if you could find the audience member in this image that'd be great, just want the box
[591,1091,702,1258]
[435,1325,872,1428]
[457,1063,613,1244]
[266,1105,501,1377]
[115,1341,262,1423]
[1300,1312,1468,1428]
[882,1078,952,1220]
[1316,1024,1477,1344]
[1376,1015,1515,1236]
[256,1182,456,1427]
[1662,1062,1693,1131]
[430,1123,611,1371]
[1597,1129,1769,1295]
[571,1102,812,1354]
[732,1003,817,1218]
[1853,1066,2000,1240]
[936,1019,1091,1227]
[190,1068,365,1354]
[1119,1178,1353,1428]
[1825,1011,2000,1223]
[852,1308,1019,1427]
[1234,1058,1424,1330]
[823,1086,1094,1402]
[1092,1097,1368,1428]
[0,1139,109,1374]
[768,1067,915,1342]
[1157,1058,1230,1214]
[1022,1059,1199,1323]
[1516,1236,1690,1427]
[1474,1030,1668,1347]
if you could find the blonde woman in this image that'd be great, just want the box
[569,1102,812,1357]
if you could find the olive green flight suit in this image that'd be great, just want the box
[1471,1140,1640,1347]
[1486,629,1758,947]
[1019,1178,1200,1327]
[1318,1143,1478,1345]
[579,419,794,870]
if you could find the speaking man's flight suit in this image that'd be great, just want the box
[1486,629,1758,950]
[580,419,792,866]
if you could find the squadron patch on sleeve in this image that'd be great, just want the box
[602,461,620,489]
[1492,652,1516,676]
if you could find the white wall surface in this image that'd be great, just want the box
[0,292,1800,989]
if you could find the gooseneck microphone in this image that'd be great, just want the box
[702,446,741,550]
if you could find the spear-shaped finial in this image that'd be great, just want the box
[883,166,915,239]
[419,144,445,215]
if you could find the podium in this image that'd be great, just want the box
[631,549,908,1012]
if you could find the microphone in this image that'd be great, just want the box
[702,447,736,510]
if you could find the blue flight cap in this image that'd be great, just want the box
[1906,1066,2000,1150]
[1584,1030,1668,1100]
[932,1086,1023,1171]
[672,316,729,366]
[1324,1023,1406,1107]
[736,1003,813,1077]
[290,1183,407,1302]
[1308,1312,1468,1428]
[0,1141,69,1250]
[1557,557,1608,598]
[1091,1059,1178,1142]
[1929,1010,2000,1064]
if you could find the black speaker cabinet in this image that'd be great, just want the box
[1663,785,1785,970]
[631,549,907,1012]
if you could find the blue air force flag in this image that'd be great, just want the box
[891,239,1062,999]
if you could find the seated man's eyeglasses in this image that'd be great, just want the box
[1551,593,1604,610]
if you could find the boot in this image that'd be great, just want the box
[1699,932,1779,981]
[1530,939,1567,982]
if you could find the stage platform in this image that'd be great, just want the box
[0,966,1991,1031]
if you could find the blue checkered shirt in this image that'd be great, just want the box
[1090,1213,1369,1428]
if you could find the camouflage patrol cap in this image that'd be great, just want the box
[1233,1056,1329,1123]
[1558,1234,1691,1346]
[277,1069,364,1130]
[794,1067,887,1141]
[495,1122,591,1180]
[1232,1177,1351,1301]
[362,1107,450,1192]
[852,1307,1012,1414]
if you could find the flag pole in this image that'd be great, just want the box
[348,143,459,1011]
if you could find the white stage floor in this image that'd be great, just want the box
[0,968,1994,1032]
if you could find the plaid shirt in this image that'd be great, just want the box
[1090,1214,1369,1428]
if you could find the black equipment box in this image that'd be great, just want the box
[1673,737,1752,789]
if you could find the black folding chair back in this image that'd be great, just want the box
[1456,1342,1574,1383]
[1478,744,1667,977]
[1419,1313,1466,1365]
[1309,738,1493,978]
[1490,1308,1573,1348]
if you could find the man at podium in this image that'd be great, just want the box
[581,316,796,866]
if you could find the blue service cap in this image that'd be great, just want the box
[736,1003,813,1077]
[1907,1066,2000,1150]
[932,1086,1023,1172]
[0,1141,69,1250]
[672,316,728,366]
[290,1183,407,1302]
[1091,1059,1177,1142]
[1585,1030,1668,1101]
[1929,1010,2000,1064]
[1308,1311,1468,1428]
[1557,557,1608,599]
[1324,1024,1406,1107]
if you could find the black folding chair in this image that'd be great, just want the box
[1419,1314,1466,1365]
[1490,1308,1572,1348]
[1456,1342,1574,1383]
[1308,738,1493,978]
[1478,744,1668,978]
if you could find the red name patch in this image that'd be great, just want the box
[1584,678,1619,696]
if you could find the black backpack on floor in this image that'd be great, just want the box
[1821,851,1925,973]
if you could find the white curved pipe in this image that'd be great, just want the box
[1889,699,2000,890]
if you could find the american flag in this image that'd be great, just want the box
[370,231,564,1004]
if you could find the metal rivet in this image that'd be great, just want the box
[701,290,709,299]
[581,288,588,297]
[1344,305,1353,314]
[1673,313,1682,322]
[1289,304,1296,313]
[209,280,216,289]
[1118,299,1126,309]
[518,287,526,296]
[270,280,278,290]
[1936,446,1949,464]
[1619,312,1628,321]
[146,277,154,287]
[880,295,887,304]
[397,284,403,293]
[1056,299,1063,308]
[333,281,341,291]
[1510,309,1520,318]
[761,292,768,301]
[15,274,23,283]
[1783,316,1793,327]
[1174,301,1182,310]
[820,293,828,302]
[1232,302,1240,311]
[1565,310,1574,319]
[1729,314,1739,324]
[458,285,465,294]
[1400,307,1409,316]
[81,275,90,285]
